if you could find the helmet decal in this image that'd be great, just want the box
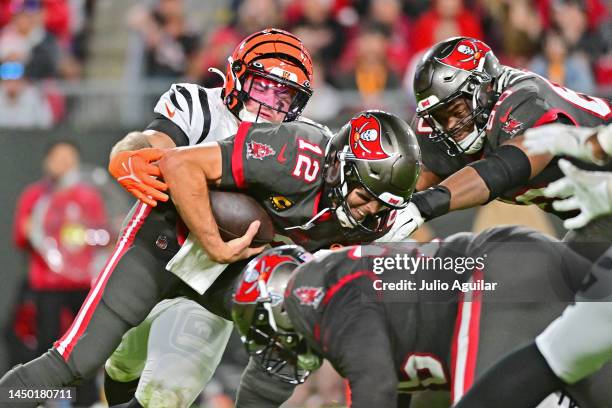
[438,38,491,72]
[349,113,392,160]
[235,254,296,303]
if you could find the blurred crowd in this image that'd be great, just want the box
[130,0,612,122]
[0,0,96,127]
[0,0,610,129]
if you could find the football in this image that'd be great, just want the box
[209,190,275,247]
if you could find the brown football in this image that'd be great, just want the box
[209,190,275,247]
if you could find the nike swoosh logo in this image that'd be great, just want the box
[277,143,287,163]
[499,108,512,123]
[165,102,176,118]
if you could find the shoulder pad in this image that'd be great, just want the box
[486,84,551,147]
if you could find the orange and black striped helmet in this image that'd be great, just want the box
[222,28,314,122]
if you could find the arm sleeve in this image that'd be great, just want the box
[218,121,325,194]
[324,305,399,408]
[146,83,214,147]
[235,358,298,408]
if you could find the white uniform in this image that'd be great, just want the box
[536,247,612,385]
[105,84,242,407]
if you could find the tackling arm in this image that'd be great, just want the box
[412,137,553,220]
[109,130,176,158]
[443,137,553,210]
[108,130,176,206]
[158,143,264,264]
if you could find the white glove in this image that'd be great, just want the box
[376,202,424,242]
[523,124,599,163]
[544,159,612,229]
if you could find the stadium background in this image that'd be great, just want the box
[0,0,609,406]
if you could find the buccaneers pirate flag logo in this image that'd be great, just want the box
[349,113,391,160]
[438,38,491,71]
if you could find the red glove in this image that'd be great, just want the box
[108,148,169,207]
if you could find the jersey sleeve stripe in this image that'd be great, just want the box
[169,89,184,112]
[322,271,377,305]
[145,115,189,147]
[176,85,193,123]
[196,87,212,144]
[450,269,483,403]
[232,121,252,188]
[533,108,578,127]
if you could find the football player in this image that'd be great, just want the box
[0,110,420,408]
[107,106,419,408]
[231,227,612,408]
[384,37,612,260]
[0,28,315,406]
[451,123,612,408]
[102,28,318,407]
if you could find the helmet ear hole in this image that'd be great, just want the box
[232,60,244,73]
[325,160,342,187]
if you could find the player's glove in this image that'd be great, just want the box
[108,148,169,207]
[376,202,424,242]
[544,159,612,229]
[523,124,600,163]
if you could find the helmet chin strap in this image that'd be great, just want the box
[335,206,354,229]
[238,107,272,123]
[457,126,485,154]
[456,89,487,154]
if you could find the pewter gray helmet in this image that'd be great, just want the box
[325,110,421,231]
[232,245,321,384]
[413,37,502,156]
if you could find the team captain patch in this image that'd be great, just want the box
[270,195,293,211]
[247,141,276,160]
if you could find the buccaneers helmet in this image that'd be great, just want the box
[221,28,313,122]
[232,245,322,384]
[324,110,421,231]
[413,37,503,156]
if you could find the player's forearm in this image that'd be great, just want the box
[416,167,442,191]
[110,131,175,159]
[412,144,539,221]
[410,167,488,223]
[159,148,226,260]
[442,167,490,210]
[348,378,398,408]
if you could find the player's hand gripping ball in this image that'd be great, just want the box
[209,190,275,247]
